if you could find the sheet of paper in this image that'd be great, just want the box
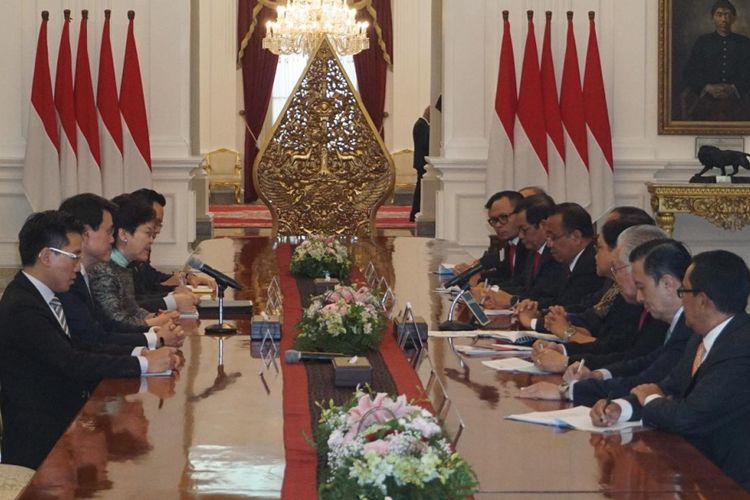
[454,345,521,357]
[436,263,456,275]
[428,330,480,339]
[492,330,562,344]
[506,406,643,433]
[481,357,548,374]
[484,309,514,316]
[491,344,533,351]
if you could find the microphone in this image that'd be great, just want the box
[442,252,497,288]
[284,349,347,363]
[187,256,243,290]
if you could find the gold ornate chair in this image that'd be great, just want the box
[201,148,243,204]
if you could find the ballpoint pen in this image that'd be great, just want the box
[576,358,586,376]
[479,278,489,305]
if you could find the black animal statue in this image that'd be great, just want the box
[696,145,750,177]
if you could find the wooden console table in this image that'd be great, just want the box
[646,182,750,236]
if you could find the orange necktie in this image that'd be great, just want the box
[691,341,706,376]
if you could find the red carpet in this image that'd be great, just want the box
[209,204,414,229]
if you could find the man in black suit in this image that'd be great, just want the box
[58,193,186,348]
[0,211,179,469]
[496,203,604,320]
[591,250,750,490]
[409,106,429,222]
[520,239,692,403]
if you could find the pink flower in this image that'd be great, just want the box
[339,288,355,302]
[326,292,341,303]
[363,439,390,456]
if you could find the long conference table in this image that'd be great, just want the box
[20,236,748,498]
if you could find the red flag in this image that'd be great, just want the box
[487,11,517,194]
[56,9,78,198]
[560,11,591,209]
[75,10,102,194]
[583,11,614,220]
[23,11,61,211]
[120,10,152,190]
[540,11,566,201]
[514,11,548,190]
[98,9,124,198]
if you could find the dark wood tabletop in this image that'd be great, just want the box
[20,236,748,498]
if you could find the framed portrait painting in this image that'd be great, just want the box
[659,0,750,134]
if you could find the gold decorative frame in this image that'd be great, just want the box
[659,0,750,135]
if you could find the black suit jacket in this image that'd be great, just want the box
[0,272,142,469]
[58,273,149,348]
[566,310,669,370]
[500,245,567,306]
[624,313,750,490]
[573,312,692,406]
[570,291,643,339]
[484,240,529,286]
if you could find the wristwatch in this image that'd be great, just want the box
[562,325,576,341]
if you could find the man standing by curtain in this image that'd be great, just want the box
[410,106,430,222]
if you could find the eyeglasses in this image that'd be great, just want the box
[487,213,511,226]
[48,247,80,261]
[677,287,702,298]
[609,262,630,276]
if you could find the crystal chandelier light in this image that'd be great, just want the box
[262,0,369,56]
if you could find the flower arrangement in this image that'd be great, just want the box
[295,285,385,354]
[290,236,351,279]
[316,390,478,499]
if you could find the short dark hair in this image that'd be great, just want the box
[609,206,655,225]
[553,202,594,238]
[601,216,655,250]
[629,238,691,284]
[484,190,523,210]
[711,0,736,16]
[515,194,556,226]
[691,250,750,315]
[131,188,166,207]
[60,193,118,231]
[112,194,156,236]
[19,211,84,267]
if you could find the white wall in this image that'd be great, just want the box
[433,0,750,261]
[0,0,196,267]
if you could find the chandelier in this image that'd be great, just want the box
[262,0,369,56]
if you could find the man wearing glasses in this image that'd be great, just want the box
[454,190,527,286]
[591,250,750,491]
[0,211,179,469]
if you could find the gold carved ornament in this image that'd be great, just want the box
[253,36,395,237]
[648,184,750,232]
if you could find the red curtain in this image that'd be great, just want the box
[353,0,393,138]
[238,0,279,202]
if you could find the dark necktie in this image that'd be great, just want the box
[532,252,541,278]
[508,243,516,277]
[50,297,71,337]
[637,309,648,332]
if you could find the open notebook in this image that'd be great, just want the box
[506,406,643,433]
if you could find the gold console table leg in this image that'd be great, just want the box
[655,211,675,237]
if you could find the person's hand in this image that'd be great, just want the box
[590,399,622,427]
[630,383,664,405]
[532,340,564,354]
[143,347,179,373]
[145,310,180,328]
[544,306,570,337]
[154,322,186,347]
[531,348,568,373]
[187,273,217,292]
[172,291,198,312]
[563,360,593,383]
[518,381,563,400]
[514,299,538,328]
[479,289,512,309]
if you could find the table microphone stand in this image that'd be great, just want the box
[439,282,477,332]
[205,283,238,335]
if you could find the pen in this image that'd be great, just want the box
[576,358,586,376]
[603,391,613,412]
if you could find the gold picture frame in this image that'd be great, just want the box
[659,0,750,135]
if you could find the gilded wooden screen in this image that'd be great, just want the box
[253,37,395,237]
